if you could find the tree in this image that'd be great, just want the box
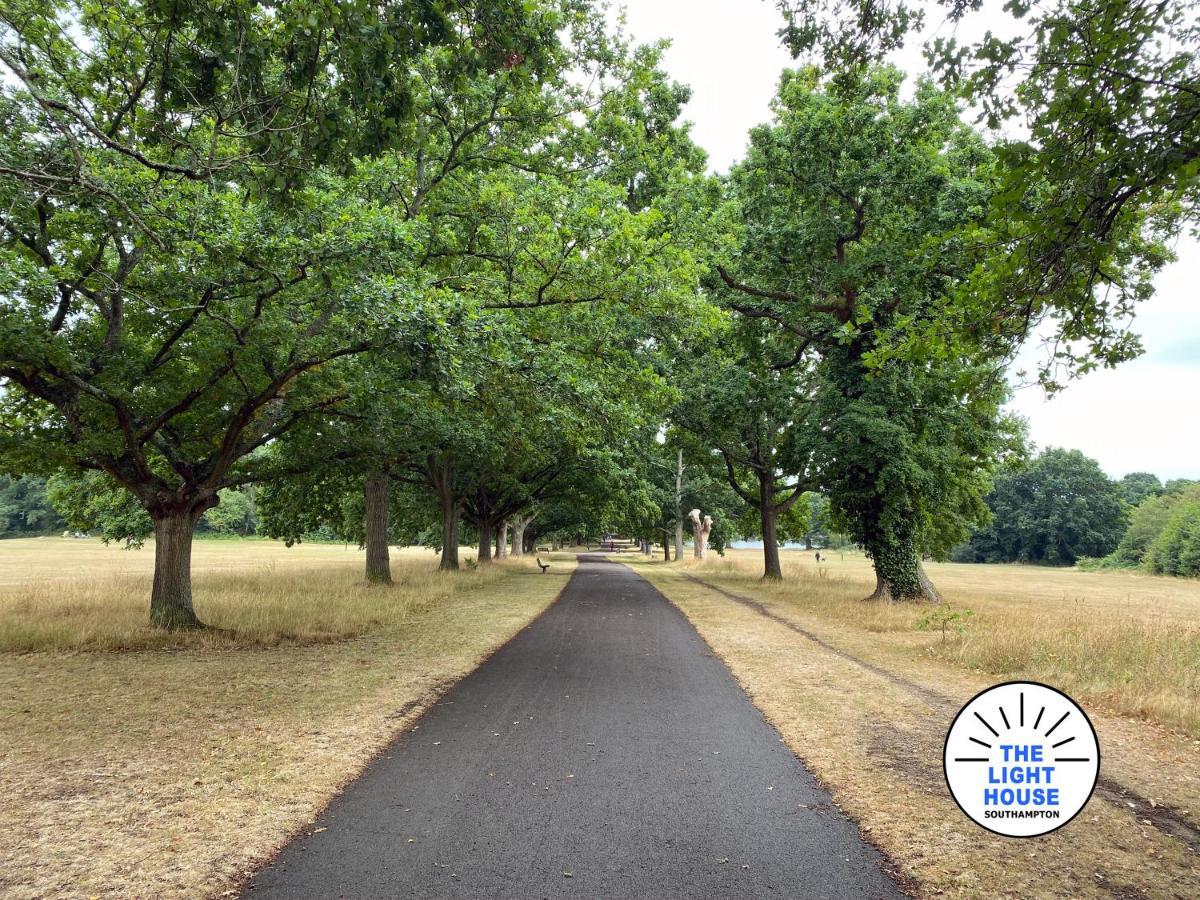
[253,39,723,579]
[1146,493,1200,577]
[621,435,742,562]
[961,448,1128,565]
[776,0,1197,384]
[811,352,1009,598]
[1109,484,1200,568]
[672,318,817,579]
[0,0,614,625]
[802,492,831,550]
[1118,472,1164,507]
[715,66,1011,600]
[45,471,152,546]
[200,489,257,537]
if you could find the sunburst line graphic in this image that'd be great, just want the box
[952,700,1093,764]
[1044,711,1070,737]
[974,711,999,737]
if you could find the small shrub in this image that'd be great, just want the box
[916,605,975,642]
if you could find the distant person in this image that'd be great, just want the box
[814,551,823,563]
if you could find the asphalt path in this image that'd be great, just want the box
[244,555,902,899]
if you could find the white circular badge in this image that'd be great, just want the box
[943,681,1100,837]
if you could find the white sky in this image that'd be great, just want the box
[619,0,1200,481]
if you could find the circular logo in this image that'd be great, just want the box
[943,681,1100,837]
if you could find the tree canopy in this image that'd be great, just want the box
[776,0,1198,385]
[710,65,1014,598]
[956,447,1128,565]
[3,1,1196,629]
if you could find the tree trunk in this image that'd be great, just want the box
[364,469,392,584]
[865,529,940,602]
[440,499,460,571]
[150,509,204,629]
[511,511,536,557]
[760,478,783,580]
[663,536,672,562]
[478,520,494,565]
[674,448,685,561]
[496,520,508,559]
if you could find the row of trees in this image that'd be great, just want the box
[638,0,1199,596]
[0,1,725,626]
[3,0,1197,625]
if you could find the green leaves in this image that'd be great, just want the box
[774,0,1199,383]
[960,448,1129,565]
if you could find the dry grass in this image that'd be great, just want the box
[0,539,575,899]
[629,552,1200,898]
[678,548,1200,737]
[0,538,497,652]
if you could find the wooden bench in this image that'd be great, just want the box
[536,557,550,574]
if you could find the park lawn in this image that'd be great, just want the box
[629,550,1200,899]
[0,539,576,899]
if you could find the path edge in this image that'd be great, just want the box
[615,560,920,898]
[232,564,581,899]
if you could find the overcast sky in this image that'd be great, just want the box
[618,0,1200,481]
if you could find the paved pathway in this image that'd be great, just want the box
[244,555,902,899]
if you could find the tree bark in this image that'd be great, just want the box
[496,520,508,559]
[865,529,941,602]
[511,511,535,557]
[440,493,460,571]
[674,448,685,561]
[150,509,204,629]
[478,520,494,565]
[428,457,460,571]
[760,475,783,580]
[364,469,392,584]
[689,510,712,559]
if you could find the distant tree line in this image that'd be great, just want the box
[0,475,257,539]
[0,476,62,537]
[953,448,1199,577]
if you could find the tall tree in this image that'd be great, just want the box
[959,448,1128,565]
[715,66,1011,600]
[1118,471,1164,507]
[0,475,64,536]
[673,318,817,579]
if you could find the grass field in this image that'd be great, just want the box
[682,547,1200,735]
[629,548,1200,898]
[0,537,464,652]
[4,539,1198,898]
[0,538,575,898]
